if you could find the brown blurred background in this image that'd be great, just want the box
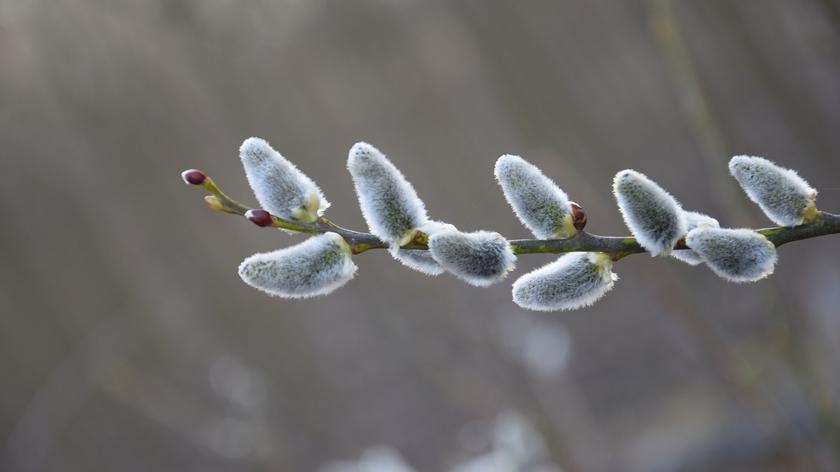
[2,1,840,471]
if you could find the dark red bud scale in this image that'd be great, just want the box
[181,169,207,185]
[246,209,274,227]
[570,201,587,231]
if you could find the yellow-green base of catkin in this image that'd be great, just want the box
[552,214,578,239]
[291,192,323,223]
[802,202,819,224]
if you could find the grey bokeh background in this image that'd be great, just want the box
[2,1,840,471]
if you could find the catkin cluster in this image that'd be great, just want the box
[190,140,823,311]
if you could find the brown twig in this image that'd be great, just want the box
[191,174,840,257]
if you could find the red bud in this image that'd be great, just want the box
[181,169,207,185]
[569,201,587,231]
[246,209,273,227]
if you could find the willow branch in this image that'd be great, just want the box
[194,175,840,258]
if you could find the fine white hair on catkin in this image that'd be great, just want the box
[613,169,687,256]
[494,154,576,239]
[686,227,777,283]
[239,137,329,222]
[238,232,357,298]
[729,155,818,227]
[512,252,617,311]
[428,229,516,287]
[671,211,720,266]
[347,142,429,245]
[389,220,457,275]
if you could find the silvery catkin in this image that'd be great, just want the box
[686,227,777,283]
[729,155,818,227]
[512,252,617,311]
[613,169,687,256]
[347,142,428,245]
[239,137,329,222]
[238,232,357,298]
[494,154,577,239]
[671,211,720,266]
[429,229,516,287]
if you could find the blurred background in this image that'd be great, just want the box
[2,0,840,470]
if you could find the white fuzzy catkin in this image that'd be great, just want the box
[428,229,516,287]
[512,252,617,311]
[347,142,429,245]
[494,154,576,239]
[613,169,687,256]
[671,211,720,266]
[238,232,357,298]
[239,137,329,222]
[729,155,818,227]
[686,227,777,283]
[389,221,456,275]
